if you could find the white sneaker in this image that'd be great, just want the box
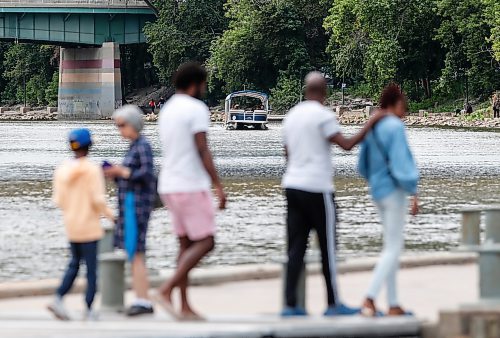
[84,309,99,321]
[47,297,70,321]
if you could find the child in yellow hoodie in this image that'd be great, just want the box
[48,128,114,321]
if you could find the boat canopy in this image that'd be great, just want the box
[225,90,269,103]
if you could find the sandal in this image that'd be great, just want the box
[361,306,384,317]
[388,307,414,316]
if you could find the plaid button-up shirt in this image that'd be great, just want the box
[114,136,156,252]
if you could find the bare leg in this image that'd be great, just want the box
[131,253,150,300]
[158,236,215,308]
[177,237,199,316]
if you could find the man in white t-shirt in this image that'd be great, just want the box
[282,71,384,317]
[157,62,226,320]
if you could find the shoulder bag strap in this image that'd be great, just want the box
[371,122,399,187]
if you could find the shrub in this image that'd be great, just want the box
[270,73,301,114]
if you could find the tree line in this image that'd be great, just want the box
[145,0,500,113]
[0,0,498,113]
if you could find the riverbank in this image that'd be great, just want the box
[341,114,500,129]
[1,109,499,129]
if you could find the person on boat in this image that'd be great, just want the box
[358,83,419,317]
[156,62,227,320]
[281,71,386,316]
[49,128,114,321]
[104,105,156,317]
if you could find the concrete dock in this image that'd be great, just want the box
[0,260,479,338]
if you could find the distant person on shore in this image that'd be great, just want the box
[464,101,473,115]
[281,71,386,317]
[158,97,166,110]
[149,99,156,114]
[493,93,500,118]
[156,62,226,320]
[49,128,114,321]
[104,105,156,317]
[358,83,419,317]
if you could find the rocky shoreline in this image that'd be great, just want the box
[1,109,500,129]
[339,114,500,129]
[0,108,58,121]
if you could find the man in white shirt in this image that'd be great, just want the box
[282,71,384,316]
[157,62,226,320]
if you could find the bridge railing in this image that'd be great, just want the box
[0,0,149,7]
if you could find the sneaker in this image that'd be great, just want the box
[281,306,308,317]
[126,304,154,317]
[84,309,99,321]
[47,297,70,321]
[324,303,360,316]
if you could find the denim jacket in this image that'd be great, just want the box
[358,115,419,201]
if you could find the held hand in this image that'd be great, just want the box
[215,184,227,210]
[104,165,130,179]
[368,109,388,125]
[410,196,419,216]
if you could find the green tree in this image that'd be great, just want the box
[270,73,302,114]
[2,43,57,105]
[324,0,442,98]
[144,0,227,84]
[483,0,500,61]
[436,0,500,98]
[45,71,59,107]
[209,0,328,96]
[25,75,46,106]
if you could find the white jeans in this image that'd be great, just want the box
[366,189,408,307]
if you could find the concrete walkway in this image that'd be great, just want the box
[0,263,478,337]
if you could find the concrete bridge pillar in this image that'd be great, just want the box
[58,42,122,119]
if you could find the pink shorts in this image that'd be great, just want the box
[161,191,216,241]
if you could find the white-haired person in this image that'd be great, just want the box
[104,105,156,316]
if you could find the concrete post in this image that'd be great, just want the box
[470,315,500,338]
[462,209,481,246]
[99,251,126,312]
[58,42,122,119]
[485,208,500,243]
[478,249,500,300]
[46,107,57,114]
[98,224,115,254]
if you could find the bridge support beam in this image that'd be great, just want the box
[58,42,122,119]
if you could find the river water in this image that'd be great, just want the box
[0,121,499,281]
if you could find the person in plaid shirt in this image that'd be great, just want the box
[104,105,156,317]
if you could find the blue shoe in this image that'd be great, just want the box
[324,303,361,316]
[281,306,308,317]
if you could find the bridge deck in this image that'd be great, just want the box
[0,0,155,45]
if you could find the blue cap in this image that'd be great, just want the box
[68,128,92,151]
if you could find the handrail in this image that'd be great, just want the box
[0,0,150,7]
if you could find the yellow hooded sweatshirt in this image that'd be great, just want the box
[53,157,114,243]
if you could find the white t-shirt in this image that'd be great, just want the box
[282,100,341,193]
[158,94,212,194]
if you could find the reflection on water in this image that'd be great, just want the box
[0,121,499,281]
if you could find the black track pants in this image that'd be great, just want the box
[285,188,339,308]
